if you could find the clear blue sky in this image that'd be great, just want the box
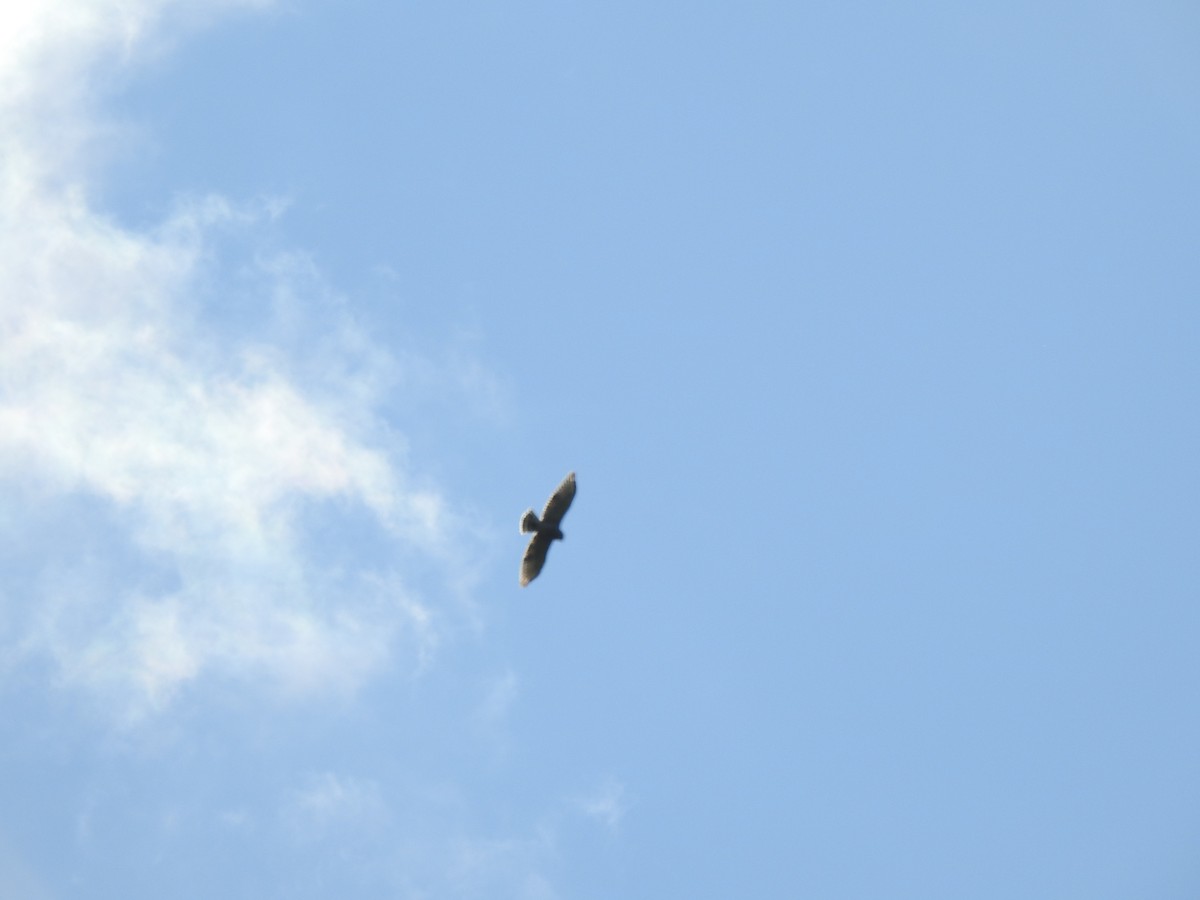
[2,1,1198,898]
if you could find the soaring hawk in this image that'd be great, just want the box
[519,472,576,586]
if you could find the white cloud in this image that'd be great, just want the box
[283,772,390,840]
[448,832,559,899]
[575,777,630,831]
[275,774,563,898]
[0,0,473,719]
[0,0,273,197]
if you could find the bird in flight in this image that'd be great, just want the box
[519,471,576,586]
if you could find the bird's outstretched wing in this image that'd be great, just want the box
[540,471,576,528]
[520,532,553,587]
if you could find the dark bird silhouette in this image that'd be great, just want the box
[519,471,576,586]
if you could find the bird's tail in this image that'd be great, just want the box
[520,509,540,533]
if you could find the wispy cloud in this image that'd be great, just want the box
[272,772,564,899]
[575,777,631,831]
[0,0,475,720]
[446,830,559,899]
[283,772,391,840]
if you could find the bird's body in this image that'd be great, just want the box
[519,472,576,586]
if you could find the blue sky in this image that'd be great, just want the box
[1,1,1198,897]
